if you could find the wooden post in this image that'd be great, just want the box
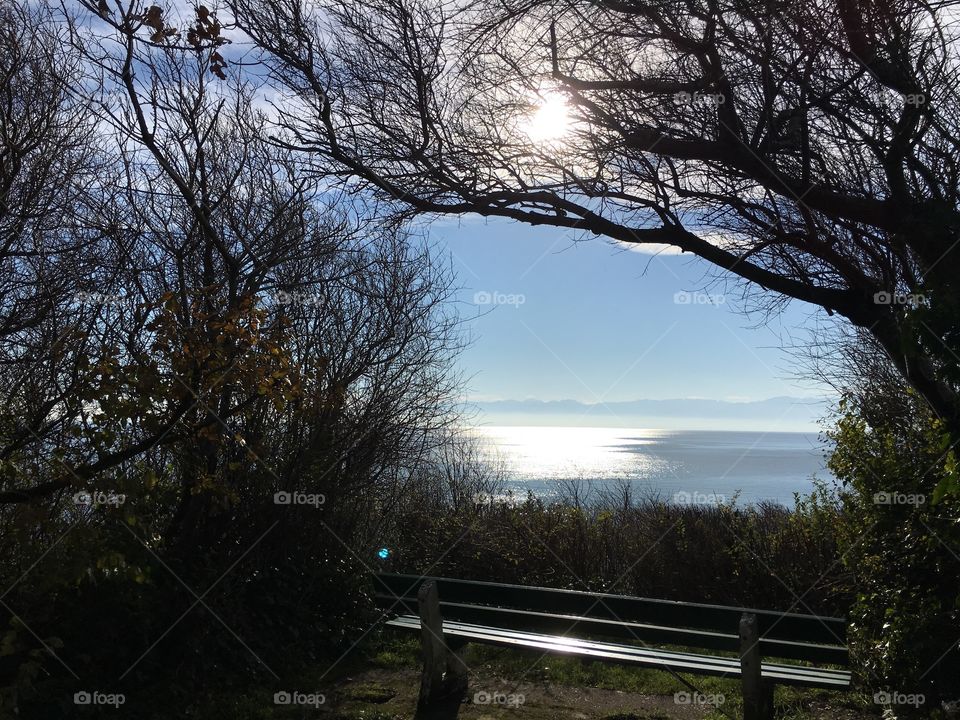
[417,580,446,708]
[740,612,774,720]
[445,637,469,695]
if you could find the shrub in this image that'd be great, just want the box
[381,480,851,617]
[829,392,960,716]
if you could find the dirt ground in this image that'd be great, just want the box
[322,667,736,719]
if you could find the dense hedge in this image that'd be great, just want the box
[380,481,851,617]
[829,392,960,717]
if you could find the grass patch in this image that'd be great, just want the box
[338,682,397,703]
[184,634,877,720]
[380,635,875,720]
[371,636,421,669]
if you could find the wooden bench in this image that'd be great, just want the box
[373,573,851,720]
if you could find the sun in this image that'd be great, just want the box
[527,92,571,142]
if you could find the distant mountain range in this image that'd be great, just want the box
[473,396,835,431]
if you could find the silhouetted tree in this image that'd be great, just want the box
[0,2,467,710]
[233,0,960,453]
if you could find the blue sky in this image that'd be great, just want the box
[427,216,838,408]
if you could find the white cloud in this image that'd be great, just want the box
[617,242,686,256]
[614,230,738,255]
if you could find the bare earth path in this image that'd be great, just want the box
[318,667,871,720]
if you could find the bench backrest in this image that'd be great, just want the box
[373,573,848,665]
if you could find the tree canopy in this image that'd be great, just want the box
[233,0,960,451]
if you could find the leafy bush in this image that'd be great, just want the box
[829,391,960,716]
[381,479,851,616]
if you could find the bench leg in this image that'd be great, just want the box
[740,612,774,720]
[417,580,447,708]
[416,581,469,709]
[446,638,469,696]
[742,678,774,720]
[761,680,774,719]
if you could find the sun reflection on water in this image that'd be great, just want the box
[474,426,674,481]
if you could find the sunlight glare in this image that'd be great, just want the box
[474,426,670,481]
[527,92,571,142]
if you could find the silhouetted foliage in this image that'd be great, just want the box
[233,0,960,459]
[0,3,465,715]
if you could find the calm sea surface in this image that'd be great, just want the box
[473,426,833,507]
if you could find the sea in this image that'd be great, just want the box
[473,426,834,508]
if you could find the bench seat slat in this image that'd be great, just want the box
[387,616,848,679]
[373,594,848,665]
[375,574,846,646]
[384,616,852,690]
